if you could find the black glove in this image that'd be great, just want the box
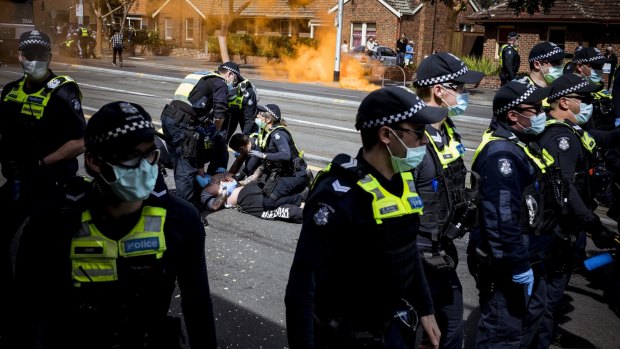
[591,224,618,249]
[249,150,266,159]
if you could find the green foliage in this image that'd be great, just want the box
[227,34,257,56]
[143,30,175,56]
[207,34,318,59]
[461,55,500,76]
[507,0,555,14]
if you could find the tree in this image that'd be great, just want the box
[506,0,556,14]
[88,0,137,58]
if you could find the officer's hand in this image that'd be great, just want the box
[591,225,618,249]
[512,268,534,296]
[420,315,441,349]
[196,174,211,188]
[249,150,266,159]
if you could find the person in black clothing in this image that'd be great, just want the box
[13,101,217,349]
[161,69,231,206]
[534,74,619,348]
[249,103,310,210]
[218,61,259,143]
[499,31,520,86]
[605,46,617,90]
[285,86,443,349]
[0,29,86,345]
[468,81,560,348]
[396,33,408,67]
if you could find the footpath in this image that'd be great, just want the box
[54,48,497,107]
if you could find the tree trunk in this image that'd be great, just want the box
[96,15,103,57]
[216,30,230,62]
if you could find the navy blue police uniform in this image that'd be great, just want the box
[219,62,259,143]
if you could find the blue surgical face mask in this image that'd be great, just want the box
[255,118,266,129]
[588,69,603,83]
[386,129,427,173]
[568,99,594,124]
[448,92,469,117]
[517,111,547,135]
[543,65,564,83]
[104,158,158,201]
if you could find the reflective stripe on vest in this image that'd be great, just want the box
[472,129,554,173]
[426,121,465,168]
[173,71,224,105]
[80,28,89,37]
[545,119,596,153]
[3,76,78,120]
[498,44,516,66]
[228,79,250,109]
[257,125,304,158]
[70,206,167,285]
[593,88,612,101]
[357,171,424,224]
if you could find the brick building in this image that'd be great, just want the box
[469,0,620,74]
[330,0,484,64]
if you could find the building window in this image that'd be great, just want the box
[127,17,143,30]
[548,27,566,50]
[185,18,194,41]
[460,24,473,32]
[164,17,173,40]
[350,22,376,48]
[280,20,290,36]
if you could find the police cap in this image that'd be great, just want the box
[413,52,484,87]
[219,61,243,81]
[19,30,52,52]
[528,42,565,63]
[493,81,550,117]
[547,74,599,102]
[572,47,607,66]
[355,86,447,130]
[507,31,519,39]
[86,101,157,155]
[257,104,281,121]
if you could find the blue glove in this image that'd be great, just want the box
[249,150,266,159]
[220,180,238,196]
[512,268,534,296]
[233,151,240,158]
[196,174,211,188]
[216,167,226,174]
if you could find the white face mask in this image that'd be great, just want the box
[21,57,49,81]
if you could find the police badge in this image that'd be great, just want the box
[558,137,570,151]
[498,158,513,176]
[313,203,334,226]
[47,78,61,89]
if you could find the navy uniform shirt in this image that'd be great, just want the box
[188,75,229,121]
[285,149,433,348]
[472,120,551,275]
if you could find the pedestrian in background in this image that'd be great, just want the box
[285,86,443,349]
[396,33,408,67]
[341,40,349,54]
[605,46,617,90]
[13,101,217,348]
[110,28,124,67]
[0,29,86,346]
[413,52,484,349]
[499,31,520,85]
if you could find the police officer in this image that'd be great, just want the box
[0,29,85,343]
[534,73,619,348]
[499,31,520,86]
[78,23,89,58]
[161,66,231,206]
[412,52,484,349]
[572,47,615,131]
[218,61,259,143]
[249,104,309,209]
[524,42,565,88]
[285,86,443,349]
[469,81,560,348]
[13,101,217,349]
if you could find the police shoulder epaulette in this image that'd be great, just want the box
[330,153,367,181]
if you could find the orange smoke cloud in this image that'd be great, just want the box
[259,28,378,91]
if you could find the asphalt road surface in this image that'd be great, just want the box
[1,56,619,348]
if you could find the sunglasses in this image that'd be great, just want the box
[391,126,426,139]
[102,147,161,169]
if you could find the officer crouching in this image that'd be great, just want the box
[285,86,443,349]
[468,81,563,348]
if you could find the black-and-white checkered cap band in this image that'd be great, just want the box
[528,46,564,62]
[573,55,606,64]
[264,106,277,119]
[19,38,51,50]
[415,66,469,87]
[89,120,153,145]
[494,84,537,115]
[222,65,240,77]
[360,100,427,129]
[548,79,590,101]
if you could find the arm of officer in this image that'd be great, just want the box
[172,200,218,349]
[285,191,341,349]
[476,150,530,274]
[588,128,620,149]
[241,88,258,136]
[212,80,229,131]
[264,131,292,162]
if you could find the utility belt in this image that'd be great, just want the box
[316,299,418,348]
[418,241,457,273]
[161,102,199,127]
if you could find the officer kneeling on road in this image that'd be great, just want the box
[285,86,442,349]
[13,101,218,349]
[468,81,564,348]
[412,52,484,349]
[533,73,620,348]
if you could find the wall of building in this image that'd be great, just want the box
[341,0,399,49]
[157,1,204,48]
